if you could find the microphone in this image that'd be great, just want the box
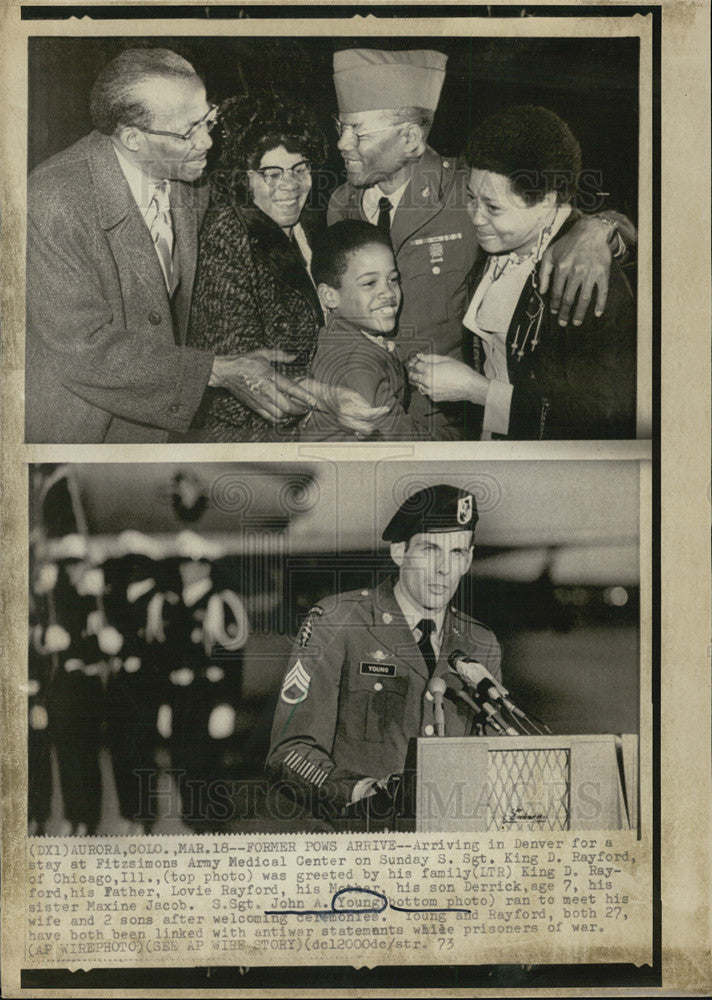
[444,671,481,715]
[448,649,527,714]
[447,650,519,735]
[448,649,508,702]
[426,676,446,736]
[445,674,484,719]
[475,691,518,736]
[444,673,507,734]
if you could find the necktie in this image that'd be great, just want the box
[376,196,393,234]
[416,618,437,677]
[148,180,174,292]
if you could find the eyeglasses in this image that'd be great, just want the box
[138,104,220,144]
[332,116,402,147]
[252,160,312,184]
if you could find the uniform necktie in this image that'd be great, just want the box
[416,618,437,676]
[376,196,393,234]
[148,180,174,292]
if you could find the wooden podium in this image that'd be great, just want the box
[398,734,638,833]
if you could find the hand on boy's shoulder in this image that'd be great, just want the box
[300,378,393,438]
[331,385,394,437]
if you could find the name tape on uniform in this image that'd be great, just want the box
[360,661,397,677]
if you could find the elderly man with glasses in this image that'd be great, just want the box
[26,47,315,443]
[327,49,634,440]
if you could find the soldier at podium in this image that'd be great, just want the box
[266,484,501,825]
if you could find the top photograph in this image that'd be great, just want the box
[25,34,645,444]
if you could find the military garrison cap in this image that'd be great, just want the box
[333,49,447,115]
[382,484,478,543]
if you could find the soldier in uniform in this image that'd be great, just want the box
[266,484,500,826]
[46,539,108,835]
[327,48,632,439]
[103,550,166,833]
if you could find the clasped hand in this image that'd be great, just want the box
[302,379,392,438]
[209,349,317,425]
[210,351,391,436]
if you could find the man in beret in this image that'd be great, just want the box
[266,484,501,826]
[327,48,633,439]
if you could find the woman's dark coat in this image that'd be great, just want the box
[188,201,324,441]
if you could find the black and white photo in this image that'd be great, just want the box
[4,2,710,995]
[28,460,642,837]
[25,34,643,443]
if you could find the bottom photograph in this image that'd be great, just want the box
[27,459,642,837]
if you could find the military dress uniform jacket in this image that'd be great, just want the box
[266,577,501,817]
[327,146,478,361]
[26,131,214,443]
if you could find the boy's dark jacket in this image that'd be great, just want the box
[302,314,433,441]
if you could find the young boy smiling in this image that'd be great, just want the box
[300,220,432,440]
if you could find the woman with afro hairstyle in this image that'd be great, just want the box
[408,105,636,440]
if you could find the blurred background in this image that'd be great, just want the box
[28,34,639,223]
[27,460,641,835]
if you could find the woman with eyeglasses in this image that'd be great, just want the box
[184,95,325,441]
[187,94,389,441]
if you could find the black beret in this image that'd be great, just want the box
[382,484,478,543]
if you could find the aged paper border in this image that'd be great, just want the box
[1,0,710,994]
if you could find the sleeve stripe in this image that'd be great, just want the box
[280,748,330,787]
